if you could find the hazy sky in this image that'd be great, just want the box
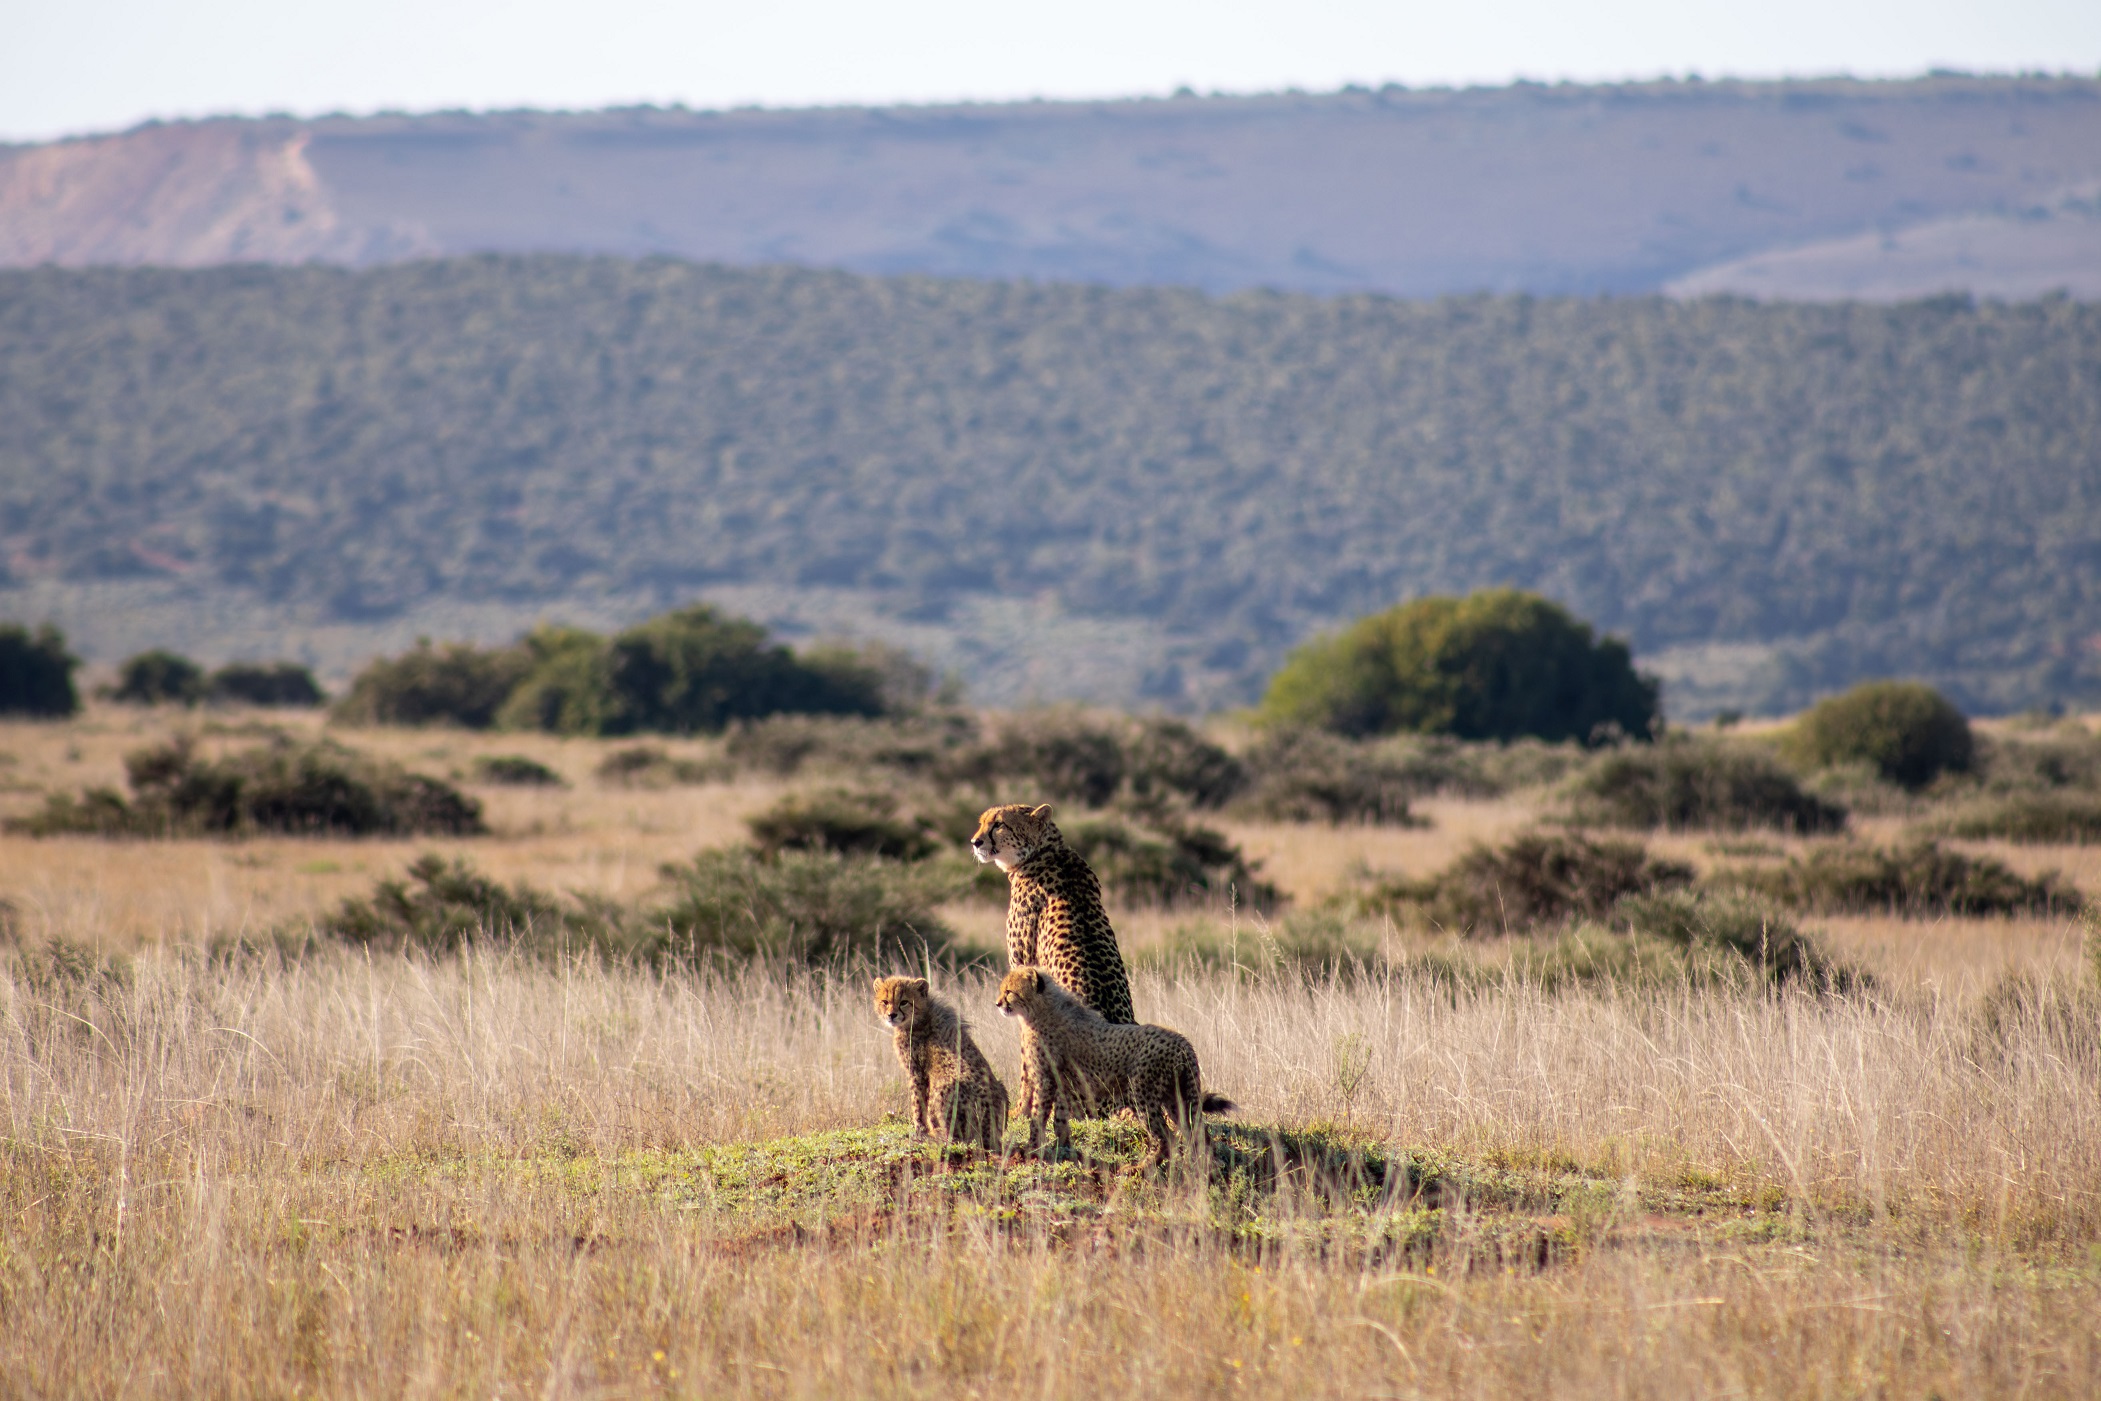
[6,0,2098,142]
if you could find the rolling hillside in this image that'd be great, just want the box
[4,75,2100,299]
[2,258,2096,716]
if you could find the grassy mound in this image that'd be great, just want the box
[661,1119,1782,1264]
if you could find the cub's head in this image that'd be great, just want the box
[872,975,931,1031]
[994,965,1049,1018]
[970,803,1059,871]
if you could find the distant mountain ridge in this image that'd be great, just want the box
[5,75,2100,299]
[2,258,2096,716]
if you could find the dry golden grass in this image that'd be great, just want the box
[1,706,2098,1397]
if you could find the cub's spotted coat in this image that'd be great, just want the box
[872,976,1009,1150]
[994,965,1233,1165]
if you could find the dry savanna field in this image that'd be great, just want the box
[3,704,2100,1398]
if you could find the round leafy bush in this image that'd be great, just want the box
[472,754,566,788]
[1261,589,1658,744]
[112,649,205,705]
[335,640,533,729]
[208,662,325,707]
[1788,681,1973,790]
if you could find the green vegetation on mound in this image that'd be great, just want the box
[5,262,2100,711]
[644,1120,1791,1261]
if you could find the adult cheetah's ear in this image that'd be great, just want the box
[1029,803,1055,821]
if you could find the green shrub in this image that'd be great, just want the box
[8,737,485,837]
[1787,681,1973,790]
[472,754,566,787]
[1065,814,1282,911]
[1930,792,2101,845]
[593,744,723,787]
[322,853,615,954]
[1370,831,1695,935]
[1260,589,1658,744]
[111,649,205,705]
[649,849,955,963]
[1615,888,1860,989]
[943,713,1247,814]
[1138,911,1378,974]
[1235,729,1421,825]
[1724,840,2079,917]
[497,607,893,736]
[207,662,325,707]
[950,712,1129,808]
[723,712,981,779]
[745,788,942,862]
[334,640,532,728]
[1564,738,1846,834]
[1970,968,2101,1068]
[1123,718,1248,810]
[0,623,79,717]
[1973,726,2101,793]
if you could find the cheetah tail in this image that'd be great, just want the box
[1200,1092,1237,1115]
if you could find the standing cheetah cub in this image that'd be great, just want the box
[994,966,1234,1165]
[873,976,1010,1151]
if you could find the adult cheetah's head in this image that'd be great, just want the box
[970,803,1059,871]
[994,966,1048,1017]
[872,975,931,1031]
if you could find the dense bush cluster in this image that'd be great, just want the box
[336,606,896,735]
[9,737,484,838]
[0,623,78,717]
[110,650,324,708]
[1563,738,1846,834]
[1366,831,1696,934]
[1261,591,1659,743]
[1724,840,2079,918]
[1930,792,2101,845]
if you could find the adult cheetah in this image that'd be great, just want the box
[969,803,1134,1024]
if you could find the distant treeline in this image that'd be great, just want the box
[334,605,925,734]
[1,258,2097,711]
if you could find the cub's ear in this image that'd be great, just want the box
[907,977,929,994]
[1029,969,1046,992]
[1029,803,1055,820]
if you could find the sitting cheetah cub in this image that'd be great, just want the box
[873,976,1010,1151]
[994,966,1234,1165]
